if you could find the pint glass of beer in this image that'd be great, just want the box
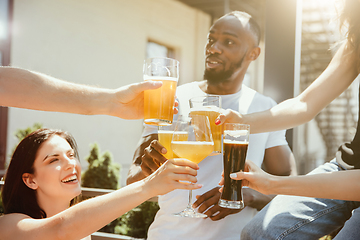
[189,95,222,155]
[219,123,250,209]
[144,57,179,126]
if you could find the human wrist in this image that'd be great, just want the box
[92,88,117,116]
[268,175,283,195]
[141,176,158,199]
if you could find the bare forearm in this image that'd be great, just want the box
[57,180,151,239]
[270,170,360,201]
[0,67,114,115]
[243,43,359,134]
[242,98,313,134]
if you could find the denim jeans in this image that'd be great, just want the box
[241,160,360,240]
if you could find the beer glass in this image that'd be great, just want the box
[189,95,222,155]
[219,123,250,209]
[171,115,214,218]
[158,124,187,159]
[143,57,179,126]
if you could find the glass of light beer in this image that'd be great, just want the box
[143,57,179,126]
[158,124,188,159]
[219,123,250,209]
[171,115,214,218]
[189,95,222,155]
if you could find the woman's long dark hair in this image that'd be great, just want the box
[340,0,360,72]
[1,128,79,219]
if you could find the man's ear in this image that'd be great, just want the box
[249,47,261,61]
[22,173,38,190]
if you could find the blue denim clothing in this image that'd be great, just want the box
[333,206,360,239]
[241,160,360,240]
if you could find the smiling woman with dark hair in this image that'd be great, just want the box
[2,129,80,219]
[0,128,202,240]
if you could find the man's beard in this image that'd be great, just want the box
[203,54,246,85]
[204,68,234,85]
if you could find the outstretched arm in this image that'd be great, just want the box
[0,67,162,119]
[217,41,359,133]
[228,160,360,201]
[0,159,201,240]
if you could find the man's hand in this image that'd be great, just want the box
[111,81,178,119]
[111,81,162,119]
[192,187,242,221]
[140,139,168,177]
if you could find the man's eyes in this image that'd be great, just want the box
[225,39,235,45]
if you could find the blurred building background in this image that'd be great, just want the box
[0,0,358,184]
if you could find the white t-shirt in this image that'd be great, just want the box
[143,82,288,240]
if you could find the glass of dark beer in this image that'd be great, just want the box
[218,123,250,209]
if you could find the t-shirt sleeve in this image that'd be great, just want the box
[265,129,289,149]
[141,123,158,137]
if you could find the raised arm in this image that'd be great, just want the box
[217,41,359,133]
[0,67,162,119]
[0,159,201,240]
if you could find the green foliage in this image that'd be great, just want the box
[14,123,43,142]
[80,143,122,234]
[81,143,120,190]
[119,201,159,238]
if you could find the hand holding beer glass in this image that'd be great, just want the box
[143,57,179,126]
[219,123,250,209]
[171,115,214,218]
[189,95,222,155]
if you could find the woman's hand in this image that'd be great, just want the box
[215,109,243,125]
[144,158,202,196]
[219,160,275,196]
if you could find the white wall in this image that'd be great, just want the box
[7,0,211,186]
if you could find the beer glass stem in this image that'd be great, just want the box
[187,190,193,208]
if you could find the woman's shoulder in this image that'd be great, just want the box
[0,212,31,221]
[0,213,32,237]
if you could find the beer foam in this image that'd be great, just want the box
[223,139,249,144]
[144,76,178,81]
[158,130,174,134]
[190,106,220,112]
[224,130,249,138]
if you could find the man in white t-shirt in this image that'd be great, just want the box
[127,11,297,240]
